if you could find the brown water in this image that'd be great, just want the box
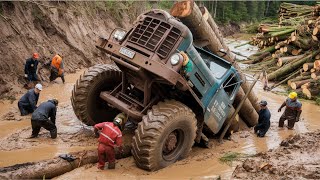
[0,70,94,167]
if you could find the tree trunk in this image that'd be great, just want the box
[268,50,320,81]
[0,132,134,179]
[287,75,311,86]
[303,62,314,71]
[277,55,305,67]
[290,79,313,89]
[232,87,258,127]
[311,71,320,79]
[303,87,320,99]
[314,60,320,70]
[170,0,260,118]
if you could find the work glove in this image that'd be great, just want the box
[278,108,282,112]
[24,74,28,78]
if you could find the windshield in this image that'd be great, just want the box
[197,50,229,79]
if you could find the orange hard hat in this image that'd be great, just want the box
[33,53,39,59]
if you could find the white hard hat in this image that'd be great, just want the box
[35,83,43,91]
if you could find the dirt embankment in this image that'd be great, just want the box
[0,1,149,98]
[233,130,320,179]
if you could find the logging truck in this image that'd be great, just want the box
[71,9,241,171]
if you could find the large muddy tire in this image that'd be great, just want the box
[71,64,121,125]
[131,100,197,171]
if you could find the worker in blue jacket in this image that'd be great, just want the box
[254,100,271,137]
[18,83,42,116]
[24,53,40,82]
[30,99,58,139]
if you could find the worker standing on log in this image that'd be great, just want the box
[18,83,42,116]
[278,92,302,129]
[94,113,126,170]
[30,99,59,138]
[50,54,65,83]
[254,100,271,137]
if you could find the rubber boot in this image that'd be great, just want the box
[50,128,57,139]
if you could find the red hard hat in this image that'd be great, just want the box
[33,53,39,59]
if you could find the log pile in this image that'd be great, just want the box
[245,2,320,100]
[170,0,259,127]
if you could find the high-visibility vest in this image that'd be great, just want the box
[51,55,63,75]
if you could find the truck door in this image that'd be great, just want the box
[204,73,239,134]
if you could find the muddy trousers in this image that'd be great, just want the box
[18,102,34,116]
[31,119,57,138]
[50,69,65,83]
[97,143,115,169]
[279,114,296,129]
[254,123,270,137]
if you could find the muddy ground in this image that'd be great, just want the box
[0,65,319,179]
[232,131,320,179]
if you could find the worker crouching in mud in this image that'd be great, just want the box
[18,83,42,116]
[278,92,302,130]
[94,113,127,170]
[30,99,59,139]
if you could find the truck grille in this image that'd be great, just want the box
[128,17,181,58]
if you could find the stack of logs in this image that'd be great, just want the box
[170,0,260,127]
[243,2,320,100]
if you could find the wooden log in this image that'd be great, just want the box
[0,132,133,179]
[251,52,271,64]
[314,60,320,70]
[170,0,260,115]
[270,70,300,90]
[311,71,320,79]
[287,75,309,86]
[291,79,313,89]
[300,71,311,77]
[277,54,305,67]
[303,87,320,99]
[303,62,314,71]
[291,49,302,56]
[311,68,316,73]
[268,50,320,81]
[232,86,258,127]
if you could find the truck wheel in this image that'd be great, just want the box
[71,64,121,125]
[131,100,197,171]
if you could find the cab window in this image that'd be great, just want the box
[223,73,238,99]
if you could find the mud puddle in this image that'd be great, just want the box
[0,70,99,167]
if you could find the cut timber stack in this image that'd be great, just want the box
[170,0,259,127]
[245,2,320,100]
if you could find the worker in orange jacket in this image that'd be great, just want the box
[94,113,126,170]
[50,54,65,83]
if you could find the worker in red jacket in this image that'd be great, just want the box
[94,113,125,170]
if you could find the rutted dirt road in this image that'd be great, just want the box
[1,40,320,179]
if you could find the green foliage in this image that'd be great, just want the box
[219,152,252,166]
[157,1,174,11]
[200,1,317,24]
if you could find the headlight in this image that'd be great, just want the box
[113,30,126,41]
[170,53,182,66]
